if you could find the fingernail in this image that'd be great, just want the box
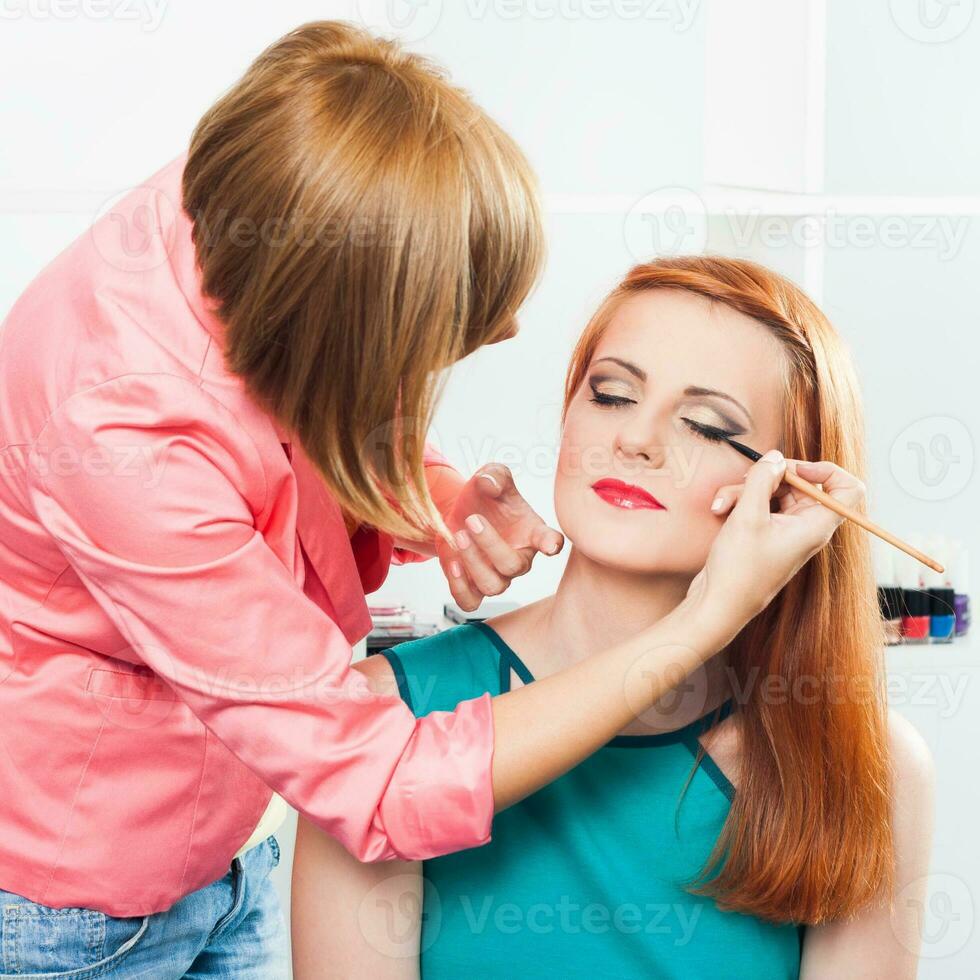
[478,473,500,489]
[450,560,462,578]
[761,449,784,464]
[711,496,724,512]
[465,514,484,534]
[455,529,471,549]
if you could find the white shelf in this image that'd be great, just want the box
[886,632,978,673]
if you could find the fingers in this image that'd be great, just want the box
[529,521,565,557]
[462,514,532,584]
[711,457,866,527]
[730,450,786,523]
[446,558,483,612]
[447,463,564,609]
[450,520,512,601]
[793,459,867,510]
[472,463,512,500]
[711,478,799,517]
[474,463,533,525]
[710,483,743,516]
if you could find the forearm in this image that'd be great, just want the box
[490,592,739,810]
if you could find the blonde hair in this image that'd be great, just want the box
[182,20,545,544]
[563,256,893,925]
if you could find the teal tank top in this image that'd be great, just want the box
[378,621,804,979]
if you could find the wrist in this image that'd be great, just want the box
[669,590,743,659]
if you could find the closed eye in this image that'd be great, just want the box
[588,382,635,409]
[681,417,737,442]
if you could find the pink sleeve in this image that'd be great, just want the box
[25,374,495,862]
[421,442,453,468]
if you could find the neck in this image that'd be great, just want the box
[521,547,734,732]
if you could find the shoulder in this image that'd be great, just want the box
[29,372,265,480]
[355,625,503,718]
[34,370,253,436]
[24,373,270,553]
[884,709,935,893]
[352,652,400,697]
[886,708,935,787]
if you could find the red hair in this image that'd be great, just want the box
[562,256,893,924]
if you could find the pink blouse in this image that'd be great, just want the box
[0,152,495,916]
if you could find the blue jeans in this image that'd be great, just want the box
[0,836,288,979]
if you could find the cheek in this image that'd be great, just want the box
[556,413,615,485]
[682,448,745,505]
[688,473,727,514]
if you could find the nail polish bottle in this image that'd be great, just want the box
[949,541,971,638]
[921,537,953,643]
[873,543,903,645]
[900,590,930,643]
[878,586,904,645]
[897,547,930,644]
[929,587,956,642]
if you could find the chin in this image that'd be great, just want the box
[557,516,669,574]
[578,543,672,574]
[557,496,712,577]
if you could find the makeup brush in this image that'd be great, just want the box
[680,417,945,574]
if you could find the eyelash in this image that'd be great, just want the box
[683,419,731,442]
[588,389,633,409]
[588,383,738,441]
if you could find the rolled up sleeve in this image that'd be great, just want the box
[24,374,495,862]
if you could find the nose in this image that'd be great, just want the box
[615,414,670,470]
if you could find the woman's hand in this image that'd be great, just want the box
[436,463,565,612]
[687,450,865,630]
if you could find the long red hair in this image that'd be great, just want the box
[562,256,893,925]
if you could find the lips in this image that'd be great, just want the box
[591,478,666,511]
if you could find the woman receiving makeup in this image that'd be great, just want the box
[292,257,935,980]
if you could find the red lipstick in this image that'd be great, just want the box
[591,478,666,511]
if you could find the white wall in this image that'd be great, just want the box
[2,1,977,976]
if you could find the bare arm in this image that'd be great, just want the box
[292,816,422,980]
[800,709,936,979]
[292,656,424,980]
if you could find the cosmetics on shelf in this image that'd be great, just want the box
[875,535,970,645]
[949,540,971,639]
[877,584,904,646]
[366,603,439,654]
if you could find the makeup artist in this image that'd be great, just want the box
[0,21,858,978]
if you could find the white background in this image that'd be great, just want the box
[2,0,978,975]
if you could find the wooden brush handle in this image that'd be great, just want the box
[781,469,945,575]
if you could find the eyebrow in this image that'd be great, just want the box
[590,356,754,423]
